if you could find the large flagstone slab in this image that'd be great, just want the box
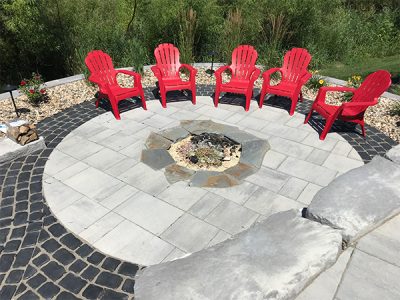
[306,156,400,244]
[135,210,342,300]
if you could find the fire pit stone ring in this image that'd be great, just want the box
[141,120,270,188]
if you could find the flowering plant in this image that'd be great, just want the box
[19,73,47,105]
[306,70,327,91]
[342,74,363,102]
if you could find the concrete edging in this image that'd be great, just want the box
[1,63,399,101]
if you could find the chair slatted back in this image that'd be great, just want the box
[154,43,181,78]
[281,48,311,83]
[230,45,258,81]
[345,70,392,115]
[85,50,117,86]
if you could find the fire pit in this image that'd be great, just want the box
[169,133,241,171]
[141,120,270,188]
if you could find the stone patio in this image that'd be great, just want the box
[43,96,365,266]
[0,84,399,299]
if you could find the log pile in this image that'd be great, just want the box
[6,123,39,145]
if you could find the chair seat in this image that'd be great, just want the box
[162,77,191,89]
[315,102,363,119]
[266,81,298,97]
[107,86,140,100]
[221,79,251,91]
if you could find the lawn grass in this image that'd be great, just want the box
[319,55,400,95]
[319,55,399,79]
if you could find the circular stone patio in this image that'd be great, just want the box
[42,96,366,266]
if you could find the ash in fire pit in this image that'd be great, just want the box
[169,132,241,171]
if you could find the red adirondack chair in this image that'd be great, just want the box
[85,50,146,120]
[151,43,197,108]
[214,45,260,111]
[259,48,312,115]
[304,70,391,140]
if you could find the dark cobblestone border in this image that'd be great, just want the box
[0,84,397,299]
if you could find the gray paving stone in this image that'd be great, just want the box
[58,135,104,160]
[386,144,400,165]
[262,150,287,169]
[245,167,290,192]
[114,191,184,235]
[297,183,323,205]
[306,156,400,243]
[278,177,308,200]
[161,214,219,253]
[141,149,175,170]
[306,148,330,165]
[117,162,170,196]
[135,210,342,300]
[356,214,400,267]
[158,127,190,142]
[145,132,172,149]
[205,199,259,234]
[244,187,303,217]
[189,193,225,219]
[295,247,353,300]
[322,153,364,174]
[43,149,78,176]
[83,147,127,171]
[240,140,270,168]
[336,250,400,300]
[157,182,208,210]
[207,230,231,247]
[278,157,337,186]
[207,181,258,205]
[64,167,122,200]
[190,171,240,188]
[268,136,314,160]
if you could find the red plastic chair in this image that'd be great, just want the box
[85,50,146,120]
[304,70,391,140]
[151,43,197,108]
[214,45,260,111]
[259,48,312,115]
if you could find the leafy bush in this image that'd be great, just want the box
[1,0,400,85]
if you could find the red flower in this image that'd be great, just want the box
[20,80,26,86]
[29,89,35,94]
[40,88,46,94]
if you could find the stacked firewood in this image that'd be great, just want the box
[7,123,39,145]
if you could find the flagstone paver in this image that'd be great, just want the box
[0,84,397,299]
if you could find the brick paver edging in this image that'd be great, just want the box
[0,85,398,299]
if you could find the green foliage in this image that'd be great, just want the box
[306,72,327,92]
[1,0,400,85]
[18,73,47,105]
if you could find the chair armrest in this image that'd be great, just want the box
[180,64,197,77]
[342,99,378,108]
[262,68,282,82]
[151,65,162,79]
[250,67,261,83]
[214,66,231,84]
[300,72,312,84]
[88,74,108,90]
[315,86,357,103]
[117,69,142,82]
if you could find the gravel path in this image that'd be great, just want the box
[1,68,398,142]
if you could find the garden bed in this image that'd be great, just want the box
[0,68,398,142]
